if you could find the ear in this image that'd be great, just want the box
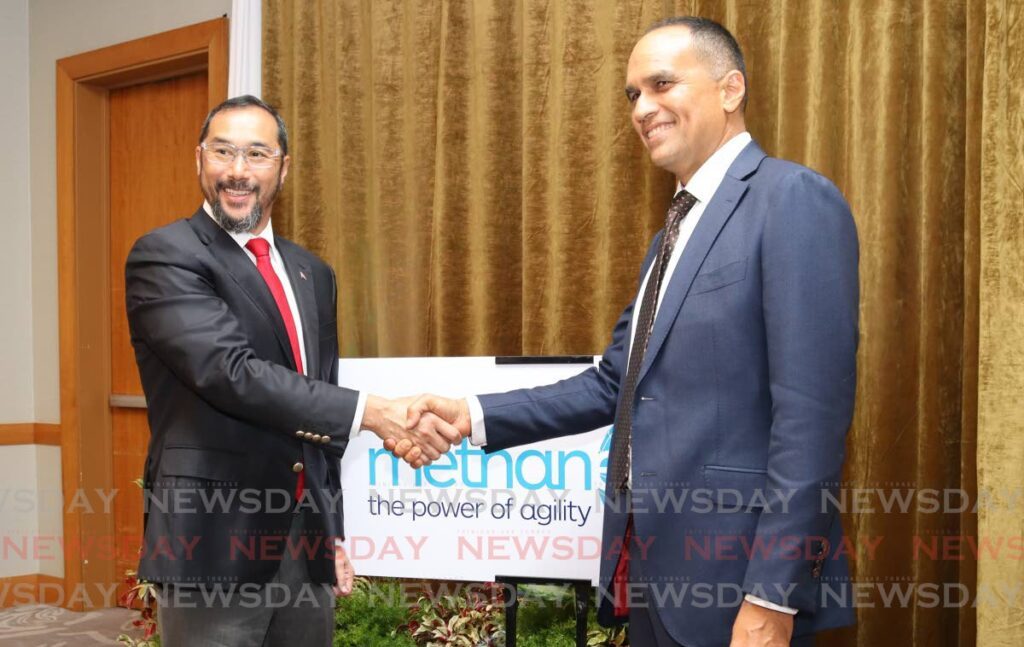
[195,145,202,175]
[279,154,291,184]
[720,70,746,113]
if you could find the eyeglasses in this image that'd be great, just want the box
[200,142,282,168]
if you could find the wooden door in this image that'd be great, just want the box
[108,72,209,599]
[56,17,226,611]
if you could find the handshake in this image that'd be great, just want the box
[361,394,471,468]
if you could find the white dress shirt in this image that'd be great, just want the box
[204,203,366,439]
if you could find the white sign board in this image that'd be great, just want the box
[337,357,610,584]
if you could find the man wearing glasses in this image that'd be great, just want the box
[124,95,445,646]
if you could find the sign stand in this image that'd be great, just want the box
[493,357,597,647]
[495,576,592,647]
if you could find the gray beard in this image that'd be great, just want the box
[211,198,263,234]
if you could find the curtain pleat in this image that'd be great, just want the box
[976,2,1024,646]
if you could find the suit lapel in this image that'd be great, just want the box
[187,211,296,368]
[635,142,765,386]
[277,239,319,378]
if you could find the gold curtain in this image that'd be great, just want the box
[263,1,1023,645]
[975,2,1024,646]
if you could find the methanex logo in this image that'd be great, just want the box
[368,428,613,490]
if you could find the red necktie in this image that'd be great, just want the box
[613,516,634,617]
[245,237,305,500]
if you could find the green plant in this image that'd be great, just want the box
[405,583,505,646]
[517,617,576,647]
[586,624,627,646]
[513,584,628,647]
[334,577,417,647]
[517,585,572,631]
[116,569,160,647]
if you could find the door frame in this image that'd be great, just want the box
[56,18,227,610]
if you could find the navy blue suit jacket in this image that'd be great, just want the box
[479,142,859,646]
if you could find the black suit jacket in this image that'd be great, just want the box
[125,208,358,585]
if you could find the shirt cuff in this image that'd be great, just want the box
[744,593,797,615]
[466,396,487,446]
[349,391,369,440]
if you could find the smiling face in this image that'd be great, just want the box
[625,26,745,185]
[195,106,290,235]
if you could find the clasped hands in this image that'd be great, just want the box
[361,394,469,467]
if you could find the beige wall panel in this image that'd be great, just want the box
[28,0,232,423]
[0,0,34,424]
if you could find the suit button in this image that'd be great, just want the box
[295,431,305,438]
[312,434,323,442]
[292,462,304,473]
[320,436,330,444]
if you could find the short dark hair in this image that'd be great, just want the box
[645,16,747,108]
[198,94,289,155]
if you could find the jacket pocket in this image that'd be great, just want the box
[702,464,768,509]
[690,258,747,295]
[158,445,245,483]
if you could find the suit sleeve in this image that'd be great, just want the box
[477,236,661,452]
[325,266,348,538]
[741,170,859,612]
[125,230,358,457]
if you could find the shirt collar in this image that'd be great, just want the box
[677,131,753,204]
[203,201,277,251]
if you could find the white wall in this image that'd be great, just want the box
[0,445,40,578]
[35,445,63,578]
[0,0,34,425]
[0,446,62,579]
[28,0,233,423]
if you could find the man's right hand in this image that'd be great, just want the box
[407,395,472,436]
[382,395,472,466]
[363,395,464,467]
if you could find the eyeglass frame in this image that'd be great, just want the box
[199,141,284,168]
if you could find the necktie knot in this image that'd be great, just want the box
[667,189,698,228]
[245,237,271,259]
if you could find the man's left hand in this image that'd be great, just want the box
[332,541,354,597]
[730,600,794,647]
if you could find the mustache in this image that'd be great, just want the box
[215,179,259,193]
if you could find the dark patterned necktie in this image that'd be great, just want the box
[608,189,698,490]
